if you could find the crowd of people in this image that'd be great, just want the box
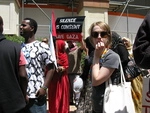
[0,10,150,113]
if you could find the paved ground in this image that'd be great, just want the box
[47,102,77,113]
[70,105,77,113]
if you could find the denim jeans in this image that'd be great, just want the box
[25,97,47,113]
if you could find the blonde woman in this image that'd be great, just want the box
[90,21,120,113]
[122,37,133,56]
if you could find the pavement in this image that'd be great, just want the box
[47,101,77,113]
[70,105,77,113]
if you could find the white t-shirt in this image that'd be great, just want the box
[21,40,54,98]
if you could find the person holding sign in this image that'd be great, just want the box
[56,16,86,107]
[66,37,87,106]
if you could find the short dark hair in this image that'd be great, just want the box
[24,18,38,34]
[0,16,3,25]
[0,16,3,33]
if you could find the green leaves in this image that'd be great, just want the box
[5,35,24,43]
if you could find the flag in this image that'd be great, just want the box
[49,11,57,68]
[51,11,57,37]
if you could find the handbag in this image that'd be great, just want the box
[103,57,135,113]
[124,56,142,81]
[131,75,143,113]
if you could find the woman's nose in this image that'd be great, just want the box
[97,33,102,39]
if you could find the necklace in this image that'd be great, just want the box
[101,48,109,58]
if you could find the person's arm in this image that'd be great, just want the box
[92,53,115,86]
[36,63,55,98]
[117,44,129,67]
[36,43,56,98]
[79,33,88,52]
[19,52,28,101]
[18,65,28,101]
[92,42,116,86]
[44,63,55,88]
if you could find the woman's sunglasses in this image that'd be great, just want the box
[91,31,108,38]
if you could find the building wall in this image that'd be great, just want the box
[0,0,145,43]
[0,0,19,35]
[19,8,77,38]
[108,15,144,43]
[20,7,144,41]
[78,7,108,38]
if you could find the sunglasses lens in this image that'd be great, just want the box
[91,32,99,38]
[101,32,107,37]
[91,32,108,38]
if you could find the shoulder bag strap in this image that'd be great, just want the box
[118,56,126,84]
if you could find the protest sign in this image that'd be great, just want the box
[56,16,85,41]
[142,78,150,113]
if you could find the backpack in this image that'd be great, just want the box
[112,42,142,81]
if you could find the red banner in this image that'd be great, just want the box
[56,32,82,41]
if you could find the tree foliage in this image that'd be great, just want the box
[5,35,24,43]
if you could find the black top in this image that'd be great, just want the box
[0,34,26,112]
[111,31,129,69]
[133,11,150,69]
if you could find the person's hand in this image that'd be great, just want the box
[57,66,65,72]
[36,88,46,99]
[94,41,105,58]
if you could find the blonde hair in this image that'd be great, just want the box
[88,21,112,47]
[42,37,49,44]
[122,37,132,50]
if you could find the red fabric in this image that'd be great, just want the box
[52,11,57,37]
[56,40,68,68]
[48,40,70,113]
[19,52,27,66]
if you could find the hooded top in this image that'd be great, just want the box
[111,31,129,68]
[133,11,150,69]
[56,40,68,69]
[111,31,122,49]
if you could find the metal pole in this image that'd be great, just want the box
[71,0,74,16]
[113,0,131,30]
[126,7,129,38]
[22,0,24,20]
[32,0,51,20]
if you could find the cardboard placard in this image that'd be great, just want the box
[142,78,150,113]
[56,16,85,41]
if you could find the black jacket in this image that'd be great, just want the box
[0,34,26,112]
[111,31,129,68]
[133,11,150,69]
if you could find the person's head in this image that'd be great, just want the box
[0,16,3,34]
[42,37,49,44]
[111,31,122,49]
[20,18,38,38]
[122,37,132,50]
[88,21,111,48]
[66,40,76,49]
